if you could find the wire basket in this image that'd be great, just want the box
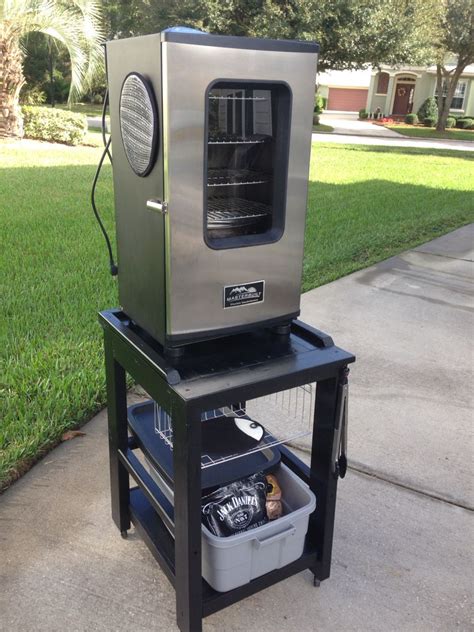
[154,383,315,469]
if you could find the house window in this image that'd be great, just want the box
[376,72,389,94]
[436,80,467,110]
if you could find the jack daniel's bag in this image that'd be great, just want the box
[202,472,268,537]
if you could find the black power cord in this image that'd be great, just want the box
[91,88,118,276]
[101,88,113,166]
[91,136,117,276]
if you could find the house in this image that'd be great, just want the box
[318,63,474,117]
[317,68,372,112]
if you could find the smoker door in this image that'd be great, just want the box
[162,38,317,342]
[205,81,290,249]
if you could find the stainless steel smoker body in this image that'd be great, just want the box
[106,30,318,348]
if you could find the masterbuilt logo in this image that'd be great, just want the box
[224,280,265,308]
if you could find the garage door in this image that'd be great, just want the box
[328,88,368,111]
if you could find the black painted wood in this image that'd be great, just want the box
[129,487,176,586]
[100,309,355,632]
[104,335,130,533]
[309,376,341,581]
[119,448,175,533]
[172,403,204,632]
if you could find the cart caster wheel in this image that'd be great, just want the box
[313,577,320,587]
[120,530,128,539]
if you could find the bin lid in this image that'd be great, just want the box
[127,400,281,493]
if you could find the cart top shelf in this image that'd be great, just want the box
[99,309,355,406]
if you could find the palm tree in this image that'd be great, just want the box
[0,0,103,138]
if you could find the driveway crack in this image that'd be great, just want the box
[414,250,473,263]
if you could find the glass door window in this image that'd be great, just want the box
[205,81,291,249]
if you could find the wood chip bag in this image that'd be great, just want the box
[202,472,268,537]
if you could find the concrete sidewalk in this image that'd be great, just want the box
[316,112,474,152]
[299,224,474,509]
[313,130,474,152]
[1,227,473,631]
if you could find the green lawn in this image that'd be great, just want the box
[69,103,104,117]
[313,124,334,133]
[304,142,473,290]
[44,102,104,117]
[387,124,474,142]
[1,139,473,490]
[0,140,116,490]
[83,128,106,147]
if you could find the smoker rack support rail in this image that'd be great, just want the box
[99,309,355,632]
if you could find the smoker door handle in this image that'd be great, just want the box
[146,198,168,214]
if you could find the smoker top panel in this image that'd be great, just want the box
[161,30,319,54]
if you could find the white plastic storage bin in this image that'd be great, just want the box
[145,459,316,592]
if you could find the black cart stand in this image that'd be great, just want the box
[99,309,355,632]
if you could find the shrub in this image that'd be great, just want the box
[423,116,437,127]
[314,94,325,114]
[20,86,47,106]
[417,97,438,123]
[405,113,418,125]
[359,108,369,119]
[456,117,473,129]
[445,117,456,128]
[22,106,87,146]
[92,93,104,105]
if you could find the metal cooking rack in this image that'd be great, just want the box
[154,383,315,468]
[208,95,267,101]
[207,198,271,226]
[207,168,270,188]
[208,134,271,145]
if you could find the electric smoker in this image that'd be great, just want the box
[105,29,318,349]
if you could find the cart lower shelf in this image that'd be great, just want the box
[129,486,319,617]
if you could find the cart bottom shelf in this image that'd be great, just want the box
[129,486,319,617]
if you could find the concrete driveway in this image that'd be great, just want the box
[299,224,474,509]
[319,112,401,138]
[1,227,473,631]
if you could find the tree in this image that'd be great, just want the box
[102,0,203,39]
[101,1,438,73]
[0,0,103,138]
[434,0,474,131]
[198,0,439,72]
[21,32,71,106]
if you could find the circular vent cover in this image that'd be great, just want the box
[119,73,158,177]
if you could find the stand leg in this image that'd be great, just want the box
[308,373,342,582]
[173,405,203,632]
[104,336,130,534]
